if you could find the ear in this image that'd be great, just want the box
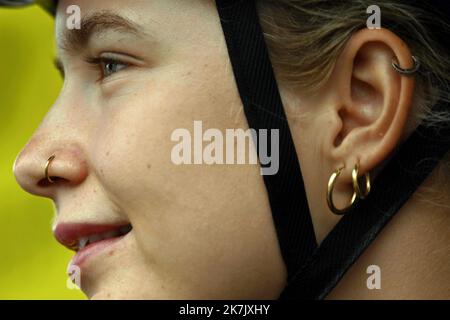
[324,28,416,184]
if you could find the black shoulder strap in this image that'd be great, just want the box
[215,0,318,279]
[280,99,450,299]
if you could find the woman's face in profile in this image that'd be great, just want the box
[13,0,286,299]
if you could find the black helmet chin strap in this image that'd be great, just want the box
[215,0,450,299]
[215,0,318,279]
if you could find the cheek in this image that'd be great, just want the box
[92,64,244,205]
[89,65,286,297]
[92,58,244,204]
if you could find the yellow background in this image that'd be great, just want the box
[0,5,84,299]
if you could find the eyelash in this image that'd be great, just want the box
[86,56,129,81]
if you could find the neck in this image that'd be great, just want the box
[327,166,450,299]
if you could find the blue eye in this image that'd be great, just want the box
[86,56,129,80]
[102,60,127,78]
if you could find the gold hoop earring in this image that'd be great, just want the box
[327,166,358,215]
[352,162,371,199]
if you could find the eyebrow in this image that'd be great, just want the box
[59,11,146,54]
[55,11,148,77]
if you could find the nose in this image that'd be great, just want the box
[13,140,89,198]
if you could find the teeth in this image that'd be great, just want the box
[79,237,89,249]
[76,225,132,249]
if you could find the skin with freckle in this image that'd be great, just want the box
[12,0,449,299]
[14,0,286,299]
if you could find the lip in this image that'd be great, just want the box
[53,222,131,269]
[70,234,125,268]
[53,222,130,249]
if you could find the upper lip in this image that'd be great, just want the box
[53,222,132,251]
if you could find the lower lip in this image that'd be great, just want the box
[69,235,125,268]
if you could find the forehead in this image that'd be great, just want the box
[55,0,147,31]
[56,0,150,15]
[52,0,226,68]
[54,0,219,44]
[54,0,167,54]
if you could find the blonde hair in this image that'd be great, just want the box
[256,0,450,206]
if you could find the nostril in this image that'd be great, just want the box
[13,145,89,196]
[37,176,69,187]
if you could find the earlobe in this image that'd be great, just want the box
[326,28,416,180]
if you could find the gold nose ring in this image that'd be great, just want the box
[45,155,56,183]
